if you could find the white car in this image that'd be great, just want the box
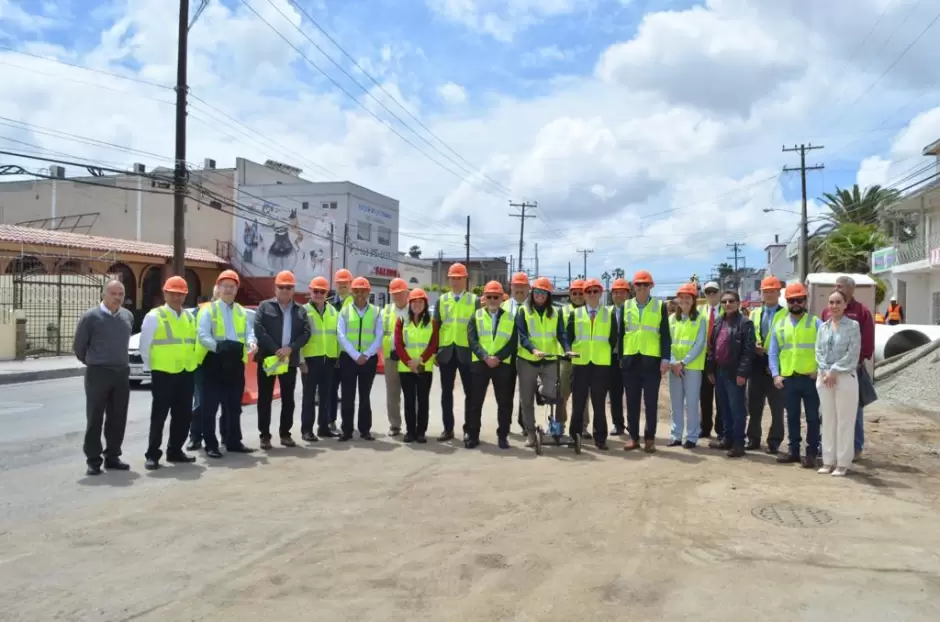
[129,307,256,385]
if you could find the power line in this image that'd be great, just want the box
[783,143,825,282]
[726,242,744,273]
[0,44,173,89]
[508,201,537,272]
[576,248,594,278]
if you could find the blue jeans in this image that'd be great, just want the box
[668,369,702,443]
[782,375,820,457]
[716,369,747,446]
[855,404,864,452]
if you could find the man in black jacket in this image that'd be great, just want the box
[705,290,755,458]
[253,270,312,450]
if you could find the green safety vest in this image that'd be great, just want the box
[397,319,435,373]
[195,300,248,364]
[148,305,197,373]
[571,306,612,366]
[472,308,514,363]
[517,305,561,362]
[438,291,478,348]
[341,304,378,353]
[671,314,705,371]
[300,303,339,358]
[381,303,406,358]
[623,298,663,358]
[262,355,289,376]
[775,314,818,376]
[334,294,353,309]
[751,306,788,350]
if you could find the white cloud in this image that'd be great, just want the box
[438,82,467,104]
[425,0,593,41]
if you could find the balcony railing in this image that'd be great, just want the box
[896,232,940,265]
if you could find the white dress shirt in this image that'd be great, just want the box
[196,301,257,353]
[139,305,185,372]
[279,302,294,347]
[337,303,383,359]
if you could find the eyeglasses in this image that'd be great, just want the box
[533,288,549,296]
[484,295,502,301]
[788,297,806,304]
[634,283,651,288]
[570,291,584,296]
[704,289,719,295]
[585,289,602,295]
[720,299,738,304]
[276,285,294,291]
[311,289,327,295]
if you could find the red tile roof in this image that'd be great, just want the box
[0,224,225,264]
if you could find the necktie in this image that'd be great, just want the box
[590,309,596,322]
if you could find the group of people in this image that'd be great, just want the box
[73,264,873,479]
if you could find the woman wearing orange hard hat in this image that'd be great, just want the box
[558,278,587,436]
[298,276,340,442]
[667,283,707,449]
[393,288,439,442]
[433,262,478,442]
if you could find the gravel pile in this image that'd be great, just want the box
[876,338,940,413]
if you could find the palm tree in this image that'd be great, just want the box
[811,223,889,273]
[817,184,908,237]
[612,268,625,280]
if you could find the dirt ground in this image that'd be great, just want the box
[2,380,940,622]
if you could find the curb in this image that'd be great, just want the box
[0,367,86,386]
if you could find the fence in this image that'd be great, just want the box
[0,273,109,357]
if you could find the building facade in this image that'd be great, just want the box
[431,256,510,289]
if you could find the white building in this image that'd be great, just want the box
[764,232,796,283]
[871,138,940,324]
[397,252,433,288]
[232,158,401,304]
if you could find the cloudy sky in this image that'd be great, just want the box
[2,0,940,289]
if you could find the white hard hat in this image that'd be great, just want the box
[703,281,720,292]
[890,296,897,301]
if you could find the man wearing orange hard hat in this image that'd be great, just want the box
[336,276,383,440]
[745,275,787,454]
[558,278,587,435]
[768,281,822,467]
[381,278,411,436]
[433,263,478,442]
[621,269,671,453]
[253,270,312,450]
[327,268,355,434]
[298,276,340,442]
[139,276,198,470]
[503,272,530,432]
[607,278,632,436]
[194,269,257,458]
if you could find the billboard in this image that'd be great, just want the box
[871,246,897,274]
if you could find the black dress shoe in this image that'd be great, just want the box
[260,438,273,450]
[86,464,102,476]
[667,439,682,447]
[415,435,428,444]
[583,431,593,440]
[498,437,510,450]
[595,442,609,451]
[104,459,130,471]
[776,453,800,464]
[166,452,197,463]
[437,431,454,442]
[338,433,353,442]
[186,440,202,451]
[727,446,745,458]
[709,439,731,450]
[403,433,415,443]
[682,441,696,449]
[227,444,255,453]
[465,438,480,449]
[765,445,779,455]
[802,456,817,468]
[360,432,375,441]
[145,458,160,470]
[206,448,224,459]
[280,436,297,447]
[744,440,761,451]
[302,432,319,442]
[318,428,336,438]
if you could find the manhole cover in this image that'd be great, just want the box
[751,503,835,528]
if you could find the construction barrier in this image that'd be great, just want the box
[242,355,281,405]
[378,350,385,374]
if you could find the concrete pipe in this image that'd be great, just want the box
[874,324,940,363]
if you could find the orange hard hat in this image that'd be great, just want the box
[216,269,240,287]
[334,268,353,284]
[351,276,371,290]
[676,282,698,297]
[569,279,585,292]
[784,282,808,298]
[309,276,329,291]
[163,275,189,295]
[510,272,530,287]
[633,270,653,285]
[532,277,553,292]
[583,278,603,291]
[389,278,408,294]
[274,271,296,287]
[483,280,504,295]
[408,288,428,302]
[761,276,782,291]
[611,278,631,291]
[447,263,468,278]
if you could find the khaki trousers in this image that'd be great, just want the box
[385,362,402,430]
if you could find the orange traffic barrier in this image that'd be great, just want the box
[377,350,385,374]
[242,355,281,405]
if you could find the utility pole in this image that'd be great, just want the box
[172,0,190,277]
[465,215,470,266]
[328,222,334,279]
[436,249,443,287]
[534,243,539,276]
[726,243,743,272]
[577,248,594,279]
[342,223,348,268]
[783,143,824,283]
[509,200,537,272]
[568,261,572,287]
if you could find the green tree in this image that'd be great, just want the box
[612,268,625,280]
[810,223,888,273]
[408,245,422,258]
[817,183,915,241]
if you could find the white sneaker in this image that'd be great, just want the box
[831,467,848,477]
[817,465,832,474]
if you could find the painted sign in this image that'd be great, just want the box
[871,246,897,273]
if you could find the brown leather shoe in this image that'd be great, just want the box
[623,438,639,451]
[644,439,656,453]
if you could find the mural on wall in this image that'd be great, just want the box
[232,191,398,287]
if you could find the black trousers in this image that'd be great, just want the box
[439,355,472,433]
[400,370,432,436]
[257,364,298,439]
[699,371,724,438]
[746,368,785,449]
[339,354,378,435]
[468,362,514,440]
[301,356,334,434]
[329,360,341,424]
[608,355,626,431]
[189,366,229,444]
[624,361,662,441]
[200,361,245,451]
[83,365,130,467]
[146,370,194,460]
[570,363,609,443]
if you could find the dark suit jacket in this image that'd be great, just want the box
[253,298,312,367]
[705,312,755,379]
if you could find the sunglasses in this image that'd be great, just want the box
[276,285,294,291]
[704,289,719,295]
[788,297,806,304]
[585,288,602,295]
[311,289,327,295]
[634,283,651,288]
[720,299,738,304]
[570,291,584,296]
[484,295,502,301]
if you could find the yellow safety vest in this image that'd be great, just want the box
[397,319,435,373]
[671,314,705,371]
[438,291,478,348]
[262,355,289,376]
[571,306,612,366]
[148,305,197,373]
[334,294,353,310]
[472,308,514,363]
[751,306,788,350]
[775,314,818,377]
[623,298,663,358]
[381,303,407,358]
[195,300,248,364]
[300,303,339,358]
[517,305,561,362]
[341,303,378,353]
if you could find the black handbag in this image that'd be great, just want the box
[858,364,878,407]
